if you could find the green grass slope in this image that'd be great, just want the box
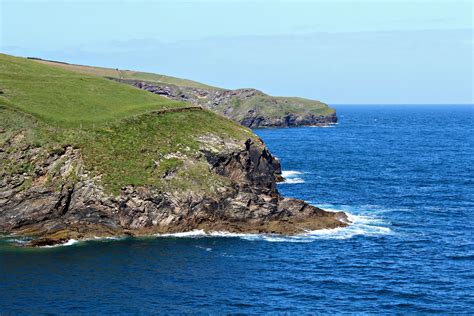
[0,54,190,127]
[0,54,253,194]
[31,57,219,90]
[29,57,335,124]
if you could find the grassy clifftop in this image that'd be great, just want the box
[0,54,189,127]
[29,57,336,127]
[0,54,253,194]
[31,57,218,90]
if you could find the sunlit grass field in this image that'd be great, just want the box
[0,54,187,127]
[0,54,251,194]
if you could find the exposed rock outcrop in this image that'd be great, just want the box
[109,78,338,128]
[0,133,347,246]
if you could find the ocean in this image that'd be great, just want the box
[1,105,473,314]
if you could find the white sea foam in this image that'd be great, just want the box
[155,230,253,239]
[157,230,207,237]
[281,170,303,177]
[283,178,305,184]
[239,214,391,243]
[281,170,305,184]
[92,236,125,241]
[28,206,392,247]
[300,213,392,241]
[310,123,338,128]
[37,236,126,248]
[5,238,30,246]
[40,239,79,248]
[153,209,392,243]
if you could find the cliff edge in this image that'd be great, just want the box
[0,54,347,246]
[111,79,337,128]
[31,58,338,128]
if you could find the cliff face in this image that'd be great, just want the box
[0,132,347,246]
[109,78,337,128]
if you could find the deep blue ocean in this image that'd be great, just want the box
[1,105,473,314]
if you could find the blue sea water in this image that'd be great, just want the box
[1,105,473,314]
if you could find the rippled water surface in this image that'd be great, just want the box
[1,105,473,314]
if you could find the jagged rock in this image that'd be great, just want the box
[0,134,347,246]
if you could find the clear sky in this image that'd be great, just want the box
[1,0,473,104]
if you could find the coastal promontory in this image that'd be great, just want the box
[0,53,347,246]
[32,57,338,128]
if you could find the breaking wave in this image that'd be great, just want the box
[281,171,303,177]
[281,170,305,184]
[41,239,80,248]
[283,178,305,184]
[37,236,126,248]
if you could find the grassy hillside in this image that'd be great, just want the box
[29,57,336,126]
[0,54,252,194]
[31,58,219,90]
[0,54,191,127]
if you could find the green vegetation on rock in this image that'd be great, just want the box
[0,54,253,195]
[220,95,335,121]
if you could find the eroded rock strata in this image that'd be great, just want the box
[0,133,347,246]
[109,78,338,128]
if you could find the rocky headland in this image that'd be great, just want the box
[0,53,348,247]
[110,78,338,128]
[29,58,338,129]
[1,131,347,247]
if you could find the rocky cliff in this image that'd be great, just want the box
[1,129,347,247]
[110,78,338,128]
[0,53,348,247]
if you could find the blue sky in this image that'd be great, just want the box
[1,0,472,104]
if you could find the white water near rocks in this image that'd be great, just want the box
[281,170,305,184]
[153,206,392,243]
